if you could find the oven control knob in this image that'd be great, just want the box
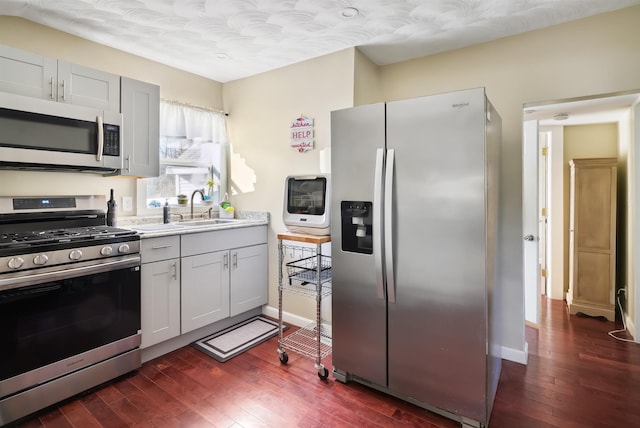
[69,249,83,260]
[8,257,24,269]
[118,244,130,254]
[33,254,49,265]
[100,246,114,256]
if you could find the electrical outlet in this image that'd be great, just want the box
[122,196,133,212]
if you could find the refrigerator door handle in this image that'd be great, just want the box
[373,147,386,300]
[384,149,396,303]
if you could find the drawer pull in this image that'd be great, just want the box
[151,245,172,250]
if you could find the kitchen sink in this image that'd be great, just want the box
[133,223,186,231]
[131,218,245,233]
[178,218,242,227]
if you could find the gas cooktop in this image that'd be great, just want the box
[0,225,136,249]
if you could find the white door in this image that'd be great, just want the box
[538,132,549,296]
[523,120,540,325]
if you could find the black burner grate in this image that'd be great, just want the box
[0,226,136,249]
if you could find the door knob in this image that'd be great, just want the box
[524,234,535,241]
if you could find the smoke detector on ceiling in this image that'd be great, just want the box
[553,113,570,121]
[339,7,359,18]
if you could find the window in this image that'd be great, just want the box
[138,101,228,212]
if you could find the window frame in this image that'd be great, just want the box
[136,102,228,217]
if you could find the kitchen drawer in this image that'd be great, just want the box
[181,225,267,257]
[141,236,180,263]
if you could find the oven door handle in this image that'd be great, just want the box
[0,255,140,292]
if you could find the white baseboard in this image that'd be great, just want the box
[265,305,530,364]
[625,313,637,341]
[262,305,309,327]
[501,342,528,365]
[262,305,333,337]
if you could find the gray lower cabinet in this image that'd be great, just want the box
[181,249,230,333]
[230,243,268,317]
[141,225,268,345]
[181,243,268,332]
[181,226,268,333]
[140,236,181,348]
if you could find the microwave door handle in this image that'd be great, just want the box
[96,115,104,161]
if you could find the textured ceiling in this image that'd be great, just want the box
[2,0,640,83]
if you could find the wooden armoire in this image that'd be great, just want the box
[567,158,617,321]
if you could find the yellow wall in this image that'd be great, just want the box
[354,48,382,106]
[222,49,355,319]
[0,16,223,216]
[3,5,640,352]
[563,124,619,294]
[564,124,619,159]
[378,6,640,351]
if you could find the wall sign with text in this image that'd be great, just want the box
[290,116,314,153]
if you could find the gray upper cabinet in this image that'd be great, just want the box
[0,44,120,112]
[120,77,160,177]
[57,61,120,111]
[0,45,56,99]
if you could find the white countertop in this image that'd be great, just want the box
[120,211,269,238]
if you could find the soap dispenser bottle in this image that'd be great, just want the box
[163,199,170,224]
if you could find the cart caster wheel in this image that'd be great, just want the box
[279,352,289,364]
[318,367,329,380]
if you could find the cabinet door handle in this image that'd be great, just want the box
[61,79,66,101]
[171,262,177,279]
[224,253,229,269]
[49,77,54,99]
[233,252,238,269]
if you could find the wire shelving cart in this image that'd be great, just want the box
[276,232,332,380]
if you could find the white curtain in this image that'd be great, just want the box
[160,102,228,143]
[159,101,228,182]
[139,102,228,208]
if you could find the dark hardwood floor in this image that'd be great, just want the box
[10,297,640,427]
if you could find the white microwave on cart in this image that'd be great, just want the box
[283,174,330,236]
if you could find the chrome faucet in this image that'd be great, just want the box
[190,189,205,219]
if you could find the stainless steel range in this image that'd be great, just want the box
[0,195,141,425]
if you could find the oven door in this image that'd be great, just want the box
[0,255,141,399]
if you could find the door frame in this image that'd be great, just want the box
[523,90,640,342]
[523,120,540,326]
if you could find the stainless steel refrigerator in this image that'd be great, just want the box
[330,87,502,428]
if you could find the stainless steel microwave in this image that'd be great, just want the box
[0,92,122,173]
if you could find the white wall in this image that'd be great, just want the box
[544,126,566,300]
[631,100,640,336]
